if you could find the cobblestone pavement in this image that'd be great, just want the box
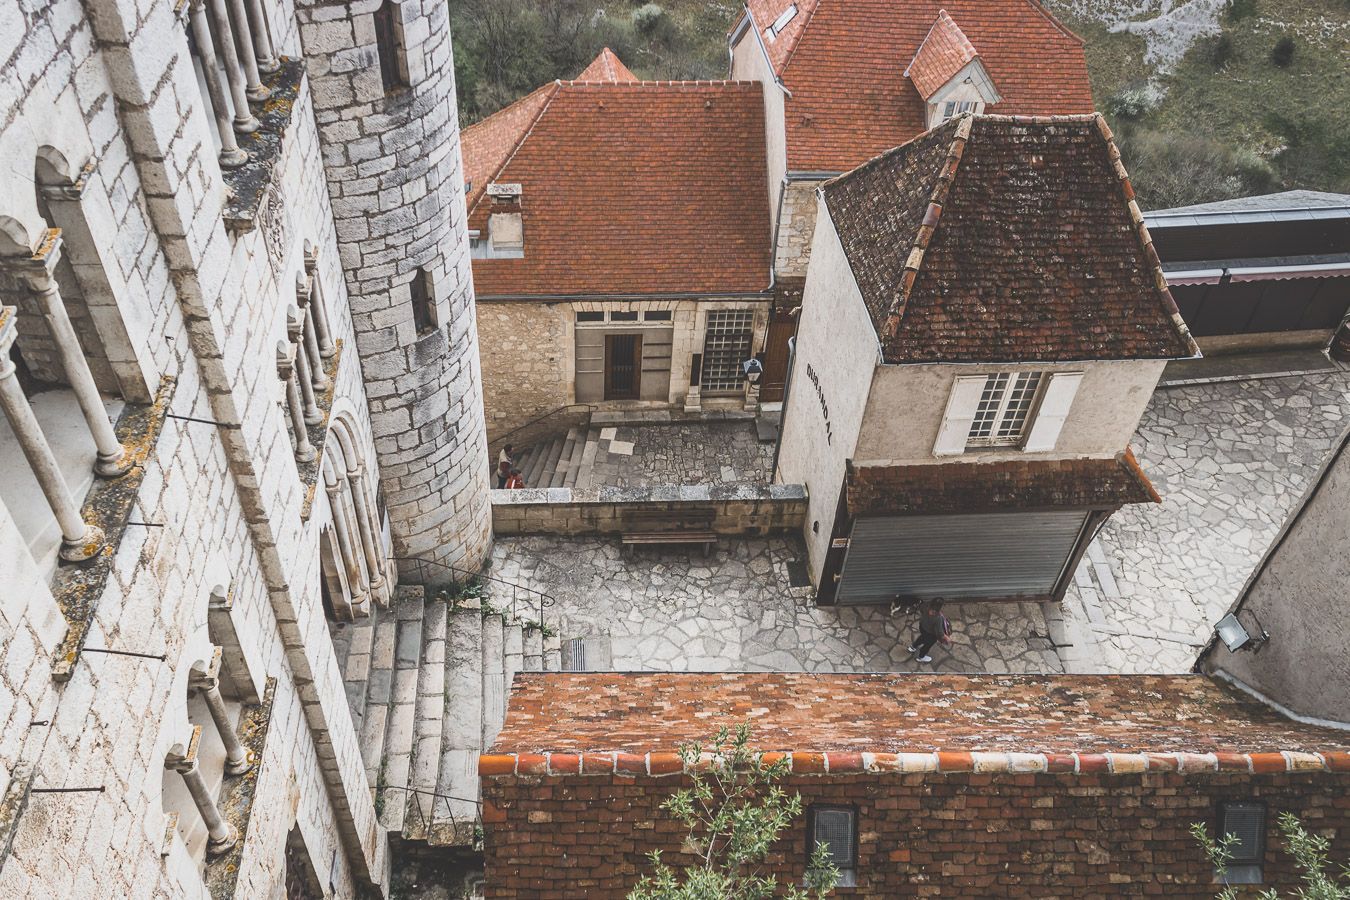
[588,421,773,487]
[1059,369,1350,673]
[492,536,1062,674]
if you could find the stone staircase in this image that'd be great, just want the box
[514,425,602,490]
[329,583,561,847]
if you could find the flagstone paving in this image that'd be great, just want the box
[1057,368,1350,673]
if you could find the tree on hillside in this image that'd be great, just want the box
[627,723,840,900]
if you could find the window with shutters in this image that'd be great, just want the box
[700,310,754,394]
[1217,801,1266,884]
[807,805,857,887]
[966,372,1043,447]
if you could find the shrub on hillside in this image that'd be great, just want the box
[1106,83,1159,121]
[1117,128,1275,209]
[1225,0,1257,22]
[1270,35,1297,67]
[1200,33,1237,69]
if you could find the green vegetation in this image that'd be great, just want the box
[1193,812,1350,898]
[1049,0,1350,207]
[448,0,734,124]
[627,723,839,900]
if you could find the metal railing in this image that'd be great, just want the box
[487,402,596,458]
[381,784,483,845]
[392,554,555,629]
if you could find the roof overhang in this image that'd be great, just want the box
[1164,254,1350,285]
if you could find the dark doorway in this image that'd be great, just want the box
[759,310,797,402]
[604,333,642,400]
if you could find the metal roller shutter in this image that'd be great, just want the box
[835,510,1090,604]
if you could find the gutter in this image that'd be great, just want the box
[1211,670,1350,732]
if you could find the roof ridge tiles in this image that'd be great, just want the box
[557,79,760,90]
[481,749,1350,778]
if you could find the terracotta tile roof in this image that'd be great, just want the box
[904,10,980,100]
[575,47,639,83]
[822,114,1199,363]
[461,82,557,216]
[846,450,1159,517]
[742,0,819,71]
[484,673,1350,778]
[463,79,772,297]
[753,0,1092,172]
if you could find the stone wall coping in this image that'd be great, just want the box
[490,482,806,505]
[479,749,1350,778]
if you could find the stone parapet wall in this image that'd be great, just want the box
[490,483,807,536]
[482,770,1350,898]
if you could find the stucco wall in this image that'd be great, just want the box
[730,28,786,239]
[854,359,1167,466]
[776,201,879,582]
[1203,430,1350,724]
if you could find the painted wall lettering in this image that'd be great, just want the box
[806,362,832,445]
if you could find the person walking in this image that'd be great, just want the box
[499,444,515,469]
[908,599,952,663]
[505,467,525,489]
[495,458,511,489]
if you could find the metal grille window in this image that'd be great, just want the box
[966,372,1042,447]
[808,806,857,887]
[700,310,754,394]
[1218,802,1266,885]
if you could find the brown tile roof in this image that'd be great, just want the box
[575,47,639,83]
[461,82,556,216]
[484,673,1350,778]
[904,10,980,100]
[742,0,1092,172]
[846,450,1160,517]
[822,114,1199,363]
[462,78,772,297]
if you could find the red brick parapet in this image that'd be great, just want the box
[481,749,1350,779]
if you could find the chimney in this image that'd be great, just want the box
[486,182,524,254]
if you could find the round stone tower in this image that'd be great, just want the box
[297,0,492,571]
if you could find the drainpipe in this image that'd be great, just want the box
[770,336,796,482]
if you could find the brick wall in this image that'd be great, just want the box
[482,772,1350,898]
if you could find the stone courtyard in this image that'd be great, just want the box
[497,366,1350,678]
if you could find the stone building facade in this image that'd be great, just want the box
[0,0,489,896]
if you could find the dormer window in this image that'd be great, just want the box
[942,99,979,122]
[765,4,797,41]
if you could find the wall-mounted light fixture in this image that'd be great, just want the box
[741,357,764,385]
[1214,610,1270,653]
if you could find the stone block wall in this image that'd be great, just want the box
[773,179,823,280]
[477,300,572,440]
[489,484,808,537]
[0,0,394,895]
[298,0,493,571]
[482,771,1350,898]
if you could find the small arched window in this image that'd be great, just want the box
[409,268,437,335]
[374,0,410,93]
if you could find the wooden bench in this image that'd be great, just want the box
[620,508,718,556]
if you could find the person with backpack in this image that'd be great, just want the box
[908,599,952,663]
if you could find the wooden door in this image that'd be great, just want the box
[759,311,797,402]
[604,333,642,400]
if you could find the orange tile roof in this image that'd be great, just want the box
[484,673,1350,778]
[904,10,980,100]
[464,80,773,297]
[742,0,819,70]
[575,47,638,83]
[822,114,1199,362]
[743,0,1093,172]
[461,82,557,216]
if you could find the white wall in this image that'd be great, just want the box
[854,359,1167,466]
[730,27,786,243]
[776,200,879,582]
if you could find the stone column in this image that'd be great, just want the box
[287,307,322,425]
[276,342,315,462]
[22,231,130,477]
[225,0,268,101]
[205,0,260,134]
[187,0,248,168]
[325,473,370,617]
[244,0,279,73]
[299,0,493,572]
[189,650,251,776]
[295,273,328,389]
[0,307,105,562]
[346,463,390,606]
[166,726,238,857]
[301,257,335,358]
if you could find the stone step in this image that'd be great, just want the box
[359,609,397,787]
[573,427,601,491]
[520,438,554,488]
[503,623,523,699]
[543,633,562,672]
[331,612,376,737]
[522,626,543,672]
[545,429,577,488]
[403,598,448,841]
[563,426,591,488]
[481,613,506,750]
[432,598,484,845]
[377,594,425,833]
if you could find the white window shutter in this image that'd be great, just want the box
[1023,372,1083,452]
[933,375,987,456]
